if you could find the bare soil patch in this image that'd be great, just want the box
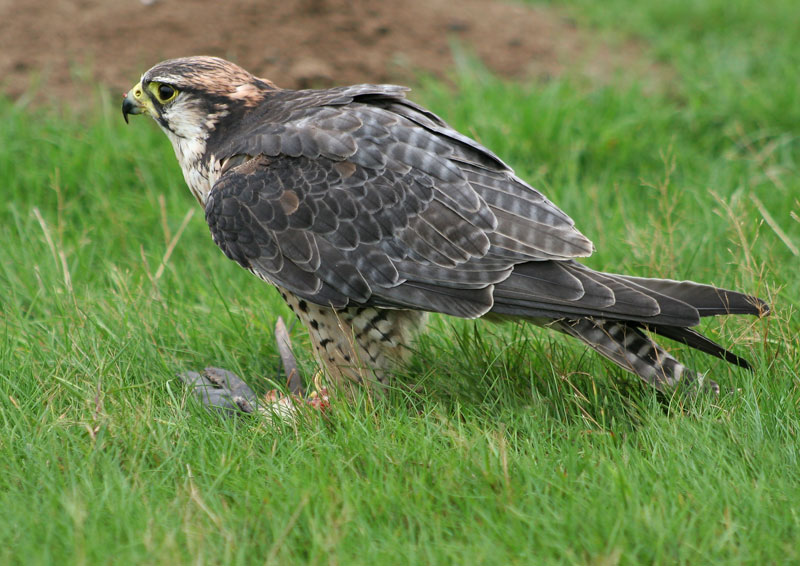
[1,0,648,101]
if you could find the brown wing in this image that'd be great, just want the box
[205,87,599,318]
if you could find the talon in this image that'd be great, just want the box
[306,387,330,411]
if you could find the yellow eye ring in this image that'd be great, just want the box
[149,82,178,103]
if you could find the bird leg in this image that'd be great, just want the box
[178,316,328,420]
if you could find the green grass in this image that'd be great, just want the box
[1,1,799,564]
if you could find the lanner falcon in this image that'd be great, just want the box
[122,56,768,408]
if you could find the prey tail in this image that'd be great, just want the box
[554,318,720,394]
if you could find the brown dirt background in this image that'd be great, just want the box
[0,0,654,101]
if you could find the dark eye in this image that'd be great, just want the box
[157,84,177,101]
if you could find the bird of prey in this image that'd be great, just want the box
[122,56,768,406]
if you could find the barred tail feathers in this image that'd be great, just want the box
[554,318,720,394]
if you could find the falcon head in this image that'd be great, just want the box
[123,56,278,203]
[122,56,276,136]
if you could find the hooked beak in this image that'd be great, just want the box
[122,82,147,123]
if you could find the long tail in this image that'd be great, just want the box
[490,261,769,391]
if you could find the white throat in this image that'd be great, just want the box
[163,128,212,205]
[157,95,229,205]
